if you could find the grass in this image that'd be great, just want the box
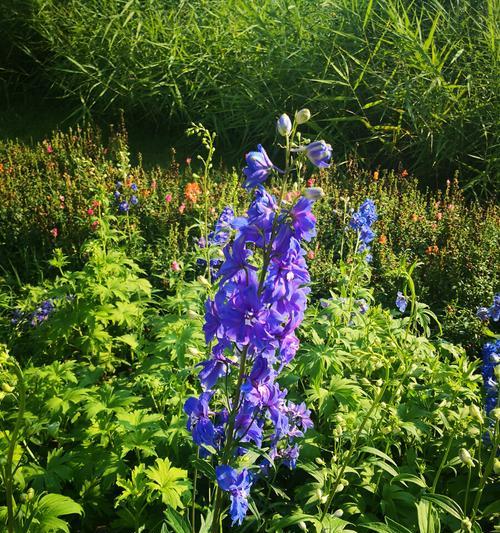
[1,0,499,194]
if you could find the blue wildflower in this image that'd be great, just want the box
[184,392,216,449]
[130,183,138,192]
[481,341,499,416]
[118,200,129,213]
[243,145,275,189]
[477,306,490,321]
[396,291,408,313]
[277,114,292,137]
[130,195,139,206]
[216,466,253,525]
[488,293,500,322]
[303,140,332,168]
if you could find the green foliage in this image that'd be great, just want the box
[2,0,498,190]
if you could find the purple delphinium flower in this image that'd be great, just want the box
[243,145,275,189]
[304,140,332,168]
[130,183,138,192]
[118,200,129,213]
[130,195,139,206]
[396,291,408,313]
[481,340,500,416]
[488,293,500,322]
[216,466,253,525]
[186,127,322,526]
[349,199,378,262]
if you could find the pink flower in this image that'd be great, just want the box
[171,260,181,272]
[436,212,442,221]
[165,193,173,203]
[87,208,94,216]
[151,180,157,190]
[186,158,192,165]
[92,200,101,208]
[307,178,316,187]
[59,195,65,202]
[46,144,53,154]
[179,203,186,214]
[91,220,100,230]
[307,250,315,260]
[50,227,58,238]
[60,204,65,210]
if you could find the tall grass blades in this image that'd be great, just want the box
[4,0,498,194]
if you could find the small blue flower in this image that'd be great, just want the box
[115,181,123,189]
[396,291,408,313]
[130,183,138,192]
[130,195,139,206]
[304,140,332,168]
[114,190,121,200]
[118,201,129,213]
[243,145,275,189]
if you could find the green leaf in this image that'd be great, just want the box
[267,513,321,531]
[31,493,83,533]
[421,493,464,521]
[146,458,191,509]
[163,507,191,533]
[360,446,398,467]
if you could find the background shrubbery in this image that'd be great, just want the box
[0,127,498,351]
[1,0,498,193]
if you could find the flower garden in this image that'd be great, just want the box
[1,1,499,532]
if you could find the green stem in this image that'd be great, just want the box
[321,365,389,520]
[5,361,26,533]
[191,449,199,533]
[463,464,472,516]
[470,417,499,524]
[431,436,453,493]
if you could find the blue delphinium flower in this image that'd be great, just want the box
[185,173,318,525]
[488,293,500,322]
[215,466,254,525]
[396,291,408,313]
[114,190,121,200]
[30,300,55,327]
[243,145,275,189]
[349,199,378,261]
[130,183,138,192]
[130,195,139,206]
[304,141,332,168]
[481,341,500,416]
[118,200,129,213]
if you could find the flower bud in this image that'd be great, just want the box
[459,448,473,467]
[335,483,344,493]
[333,509,344,518]
[315,457,325,466]
[469,404,484,423]
[461,518,472,532]
[321,495,328,504]
[295,108,311,124]
[304,187,325,201]
[2,383,14,393]
[26,487,35,501]
[490,408,500,421]
[315,488,323,499]
[298,521,308,531]
[277,114,292,136]
[494,458,500,475]
[197,276,211,289]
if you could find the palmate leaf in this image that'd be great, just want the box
[29,493,83,533]
[146,458,190,510]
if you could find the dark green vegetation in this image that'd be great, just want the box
[2,0,499,193]
[0,123,498,531]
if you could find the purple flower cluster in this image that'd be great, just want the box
[184,181,316,525]
[481,341,500,415]
[349,199,378,262]
[11,300,55,327]
[476,293,500,322]
[114,181,139,213]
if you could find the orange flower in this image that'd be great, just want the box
[411,214,419,222]
[378,234,387,245]
[401,169,408,177]
[373,170,379,181]
[0,163,4,173]
[184,182,202,203]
